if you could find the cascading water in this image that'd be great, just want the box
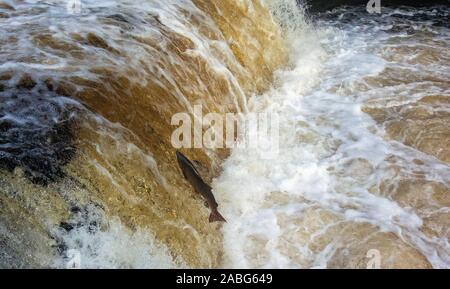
[0,0,449,269]
[215,2,450,268]
[0,0,286,268]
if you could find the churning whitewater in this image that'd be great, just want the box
[0,0,449,269]
[214,3,450,268]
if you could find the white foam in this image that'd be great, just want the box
[214,2,450,268]
[53,217,185,269]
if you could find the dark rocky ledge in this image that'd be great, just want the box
[0,77,78,186]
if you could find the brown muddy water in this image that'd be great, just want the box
[0,0,449,268]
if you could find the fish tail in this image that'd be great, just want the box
[209,209,226,223]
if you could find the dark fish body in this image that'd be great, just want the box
[176,151,226,222]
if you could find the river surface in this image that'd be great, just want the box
[215,2,450,268]
[0,1,449,268]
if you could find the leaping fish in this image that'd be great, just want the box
[176,151,226,223]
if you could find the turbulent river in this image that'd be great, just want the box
[0,0,449,268]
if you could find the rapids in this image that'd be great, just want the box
[215,3,450,268]
[0,0,449,269]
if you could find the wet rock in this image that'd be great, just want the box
[0,120,13,132]
[44,78,54,91]
[0,72,12,81]
[102,14,135,31]
[86,32,110,50]
[106,14,130,23]
[55,81,76,97]
[59,222,74,232]
[0,111,77,186]
[0,2,15,10]
[70,206,81,214]
[0,153,17,172]
[17,74,37,90]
